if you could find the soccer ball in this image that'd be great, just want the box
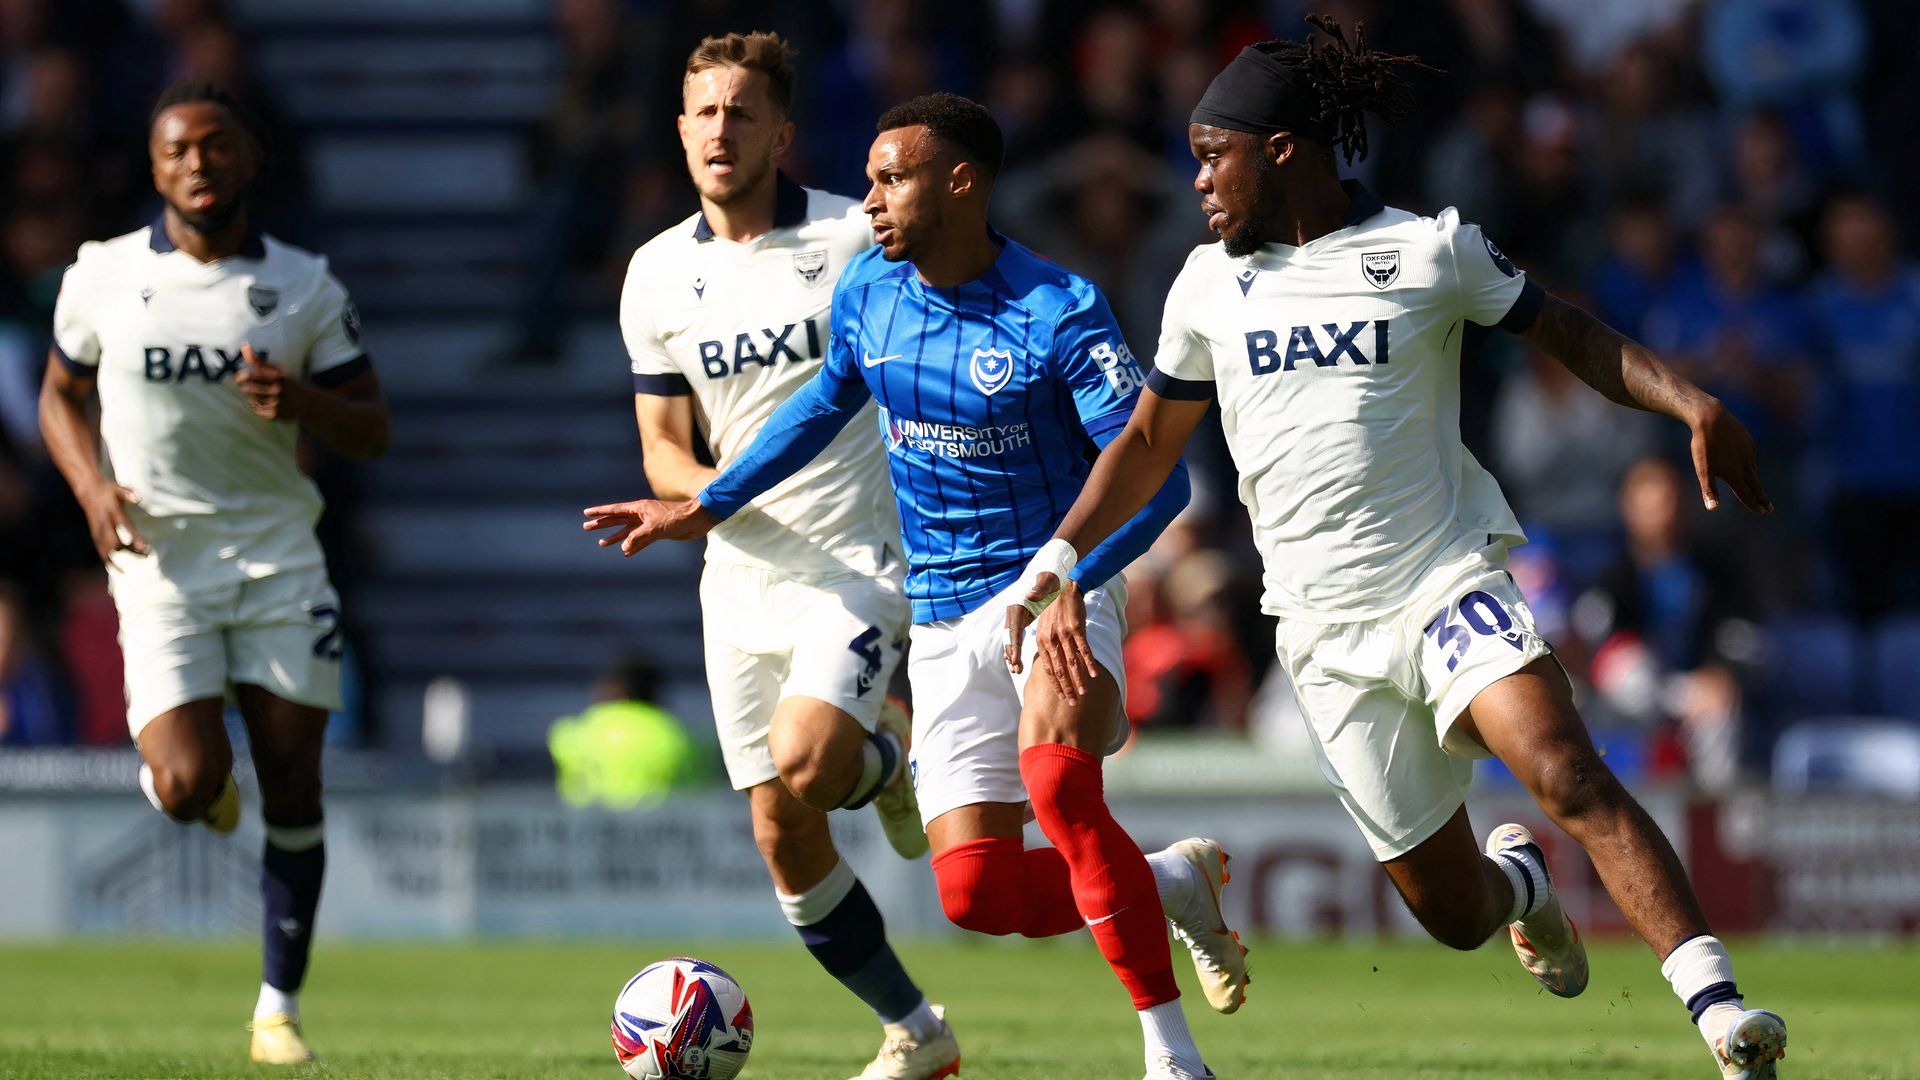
[610,957,754,1079]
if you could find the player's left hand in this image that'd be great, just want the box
[234,342,308,421]
[1007,574,1098,701]
[1685,397,1772,515]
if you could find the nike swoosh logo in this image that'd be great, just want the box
[863,352,903,368]
[1086,907,1129,927]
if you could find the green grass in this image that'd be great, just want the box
[0,938,1910,1078]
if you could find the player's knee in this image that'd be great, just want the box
[1528,744,1621,824]
[772,744,835,810]
[151,757,228,819]
[936,872,1020,936]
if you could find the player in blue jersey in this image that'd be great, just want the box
[586,94,1245,1080]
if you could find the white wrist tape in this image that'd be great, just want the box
[1016,538,1079,617]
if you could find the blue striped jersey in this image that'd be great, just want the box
[701,233,1163,622]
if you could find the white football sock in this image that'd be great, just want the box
[773,858,858,927]
[1660,935,1742,1051]
[1139,999,1204,1074]
[1489,846,1549,924]
[890,998,941,1042]
[254,981,298,1020]
[1145,848,1198,917]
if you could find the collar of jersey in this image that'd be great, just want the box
[895,224,1018,306]
[1246,180,1384,264]
[692,171,809,242]
[147,214,267,260]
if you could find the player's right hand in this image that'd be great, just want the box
[79,482,148,561]
[581,498,718,555]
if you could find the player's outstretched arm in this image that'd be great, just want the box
[582,496,720,555]
[1522,292,1772,515]
[1006,390,1210,696]
[38,351,148,560]
[234,342,391,459]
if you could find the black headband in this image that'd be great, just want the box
[1190,45,1333,140]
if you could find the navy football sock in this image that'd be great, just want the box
[261,821,326,994]
[778,859,925,1025]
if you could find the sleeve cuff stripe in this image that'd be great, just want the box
[634,373,693,395]
[1499,280,1545,334]
[52,342,96,375]
[309,354,372,389]
[1146,368,1214,401]
[1081,411,1130,440]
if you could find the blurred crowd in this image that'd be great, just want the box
[513,0,1920,789]
[5,0,1918,794]
[0,0,307,746]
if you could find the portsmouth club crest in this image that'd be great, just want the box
[792,248,827,287]
[247,285,279,317]
[970,347,1013,396]
[1361,250,1400,290]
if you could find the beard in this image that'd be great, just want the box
[1222,223,1265,258]
[174,194,247,235]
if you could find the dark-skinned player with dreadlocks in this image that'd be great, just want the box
[1003,16,1788,1079]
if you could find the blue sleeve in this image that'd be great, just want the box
[1051,284,1149,442]
[1069,426,1188,591]
[696,289,873,520]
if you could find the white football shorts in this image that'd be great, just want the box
[1274,543,1557,861]
[111,561,345,737]
[699,561,910,791]
[906,578,1130,827]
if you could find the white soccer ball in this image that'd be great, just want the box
[610,957,754,1080]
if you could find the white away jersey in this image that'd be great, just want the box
[621,175,898,578]
[52,220,368,590]
[1149,183,1540,622]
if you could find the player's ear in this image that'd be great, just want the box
[771,117,795,161]
[949,159,977,200]
[1265,132,1294,168]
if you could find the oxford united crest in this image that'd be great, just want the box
[970,347,1013,396]
[792,249,827,287]
[1361,250,1400,290]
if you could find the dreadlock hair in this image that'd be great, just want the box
[1253,14,1442,165]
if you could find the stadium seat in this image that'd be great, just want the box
[1771,718,1920,797]
[1761,615,1861,718]
[1869,616,1920,720]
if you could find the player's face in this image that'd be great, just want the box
[150,103,256,231]
[1188,124,1278,258]
[678,66,791,207]
[862,126,949,263]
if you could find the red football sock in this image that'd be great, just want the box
[931,836,1082,939]
[1020,743,1179,1009]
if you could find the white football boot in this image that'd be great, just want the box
[247,1012,315,1064]
[1160,838,1250,1013]
[1712,1008,1787,1079]
[1143,1054,1216,1080]
[871,698,929,860]
[1486,823,1588,998]
[851,1003,960,1080]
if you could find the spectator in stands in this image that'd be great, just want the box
[1806,193,1920,621]
[1589,39,1718,231]
[1121,552,1250,734]
[0,580,64,745]
[1725,109,1824,281]
[1577,458,1762,790]
[1587,194,1694,342]
[1702,0,1868,173]
[548,656,711,808]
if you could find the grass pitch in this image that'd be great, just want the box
[0,937,1909,1078]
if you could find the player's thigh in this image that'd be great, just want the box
[112,580,230,743]
[904,616,1025,829]
[1011,580,1131,755]
[226,567,345,719]
[745,779,839,895]
[926,801,1026,859]
[1281,621,1475,862]
[774,572,910,758]
[1404,562,1557,759]
[1453,656,1612,817]
[136,697,234,809]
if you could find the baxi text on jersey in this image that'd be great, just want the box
[885,414,1033,458]
[695,316,825,378]
[1245,319,1390,374]
[144,344,265,382]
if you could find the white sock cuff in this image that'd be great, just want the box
[1138,998,1203,1072]
[1491,847,1548,924]
[1660,935,1737,1002]
[774,857,859,927]
[1145,849,1196,910]
[265,822,325,852]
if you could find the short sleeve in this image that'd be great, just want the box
[1050,283,1145,441]
[306,271,371,388]
[619,261,689,396]
[1448,212,1543,332]
[1146,254,1214,399]
[51,255,101,373]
